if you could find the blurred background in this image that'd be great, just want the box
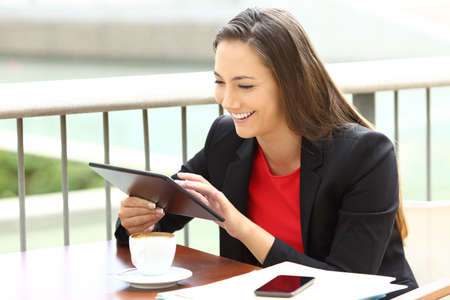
[0,0,449,286]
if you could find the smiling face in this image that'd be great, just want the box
[214,40,290,140]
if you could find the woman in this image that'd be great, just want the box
[115,7,417,298]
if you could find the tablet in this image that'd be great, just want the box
[89,162,225,222]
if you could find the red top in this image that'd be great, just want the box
[247,146,304,253]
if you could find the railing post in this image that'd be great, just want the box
[394,90,399,155]
[103,112,112,240]
[426,88,431,201]
[60,115,70,245]
[143,109,150,171]
[353,93,376,126]
[181,106,189,247]
[16,118,27,251]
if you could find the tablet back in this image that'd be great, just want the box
[89,162,224,222]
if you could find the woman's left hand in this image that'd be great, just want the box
[176,172,248,239]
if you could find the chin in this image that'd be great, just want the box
[234,127,255,139]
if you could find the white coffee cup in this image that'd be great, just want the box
[129,232,176,276]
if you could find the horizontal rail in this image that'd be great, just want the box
[1,56,450,119]
[325,56,450,94]
[0,72,216,119]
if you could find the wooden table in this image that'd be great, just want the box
[0,241,260,300]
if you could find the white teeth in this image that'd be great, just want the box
[232,111,255,120]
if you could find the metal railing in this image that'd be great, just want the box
[1,56,450,252]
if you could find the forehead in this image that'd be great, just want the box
[214,40,271,78]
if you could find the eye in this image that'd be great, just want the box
[238,84,254,89]
[215,80,225,85]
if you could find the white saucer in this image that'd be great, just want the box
[114,266,192,289]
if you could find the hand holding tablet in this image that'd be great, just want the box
[89,162,225,222]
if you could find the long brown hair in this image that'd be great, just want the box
[213,7,408,241]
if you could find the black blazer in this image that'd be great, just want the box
[115,115,417,297]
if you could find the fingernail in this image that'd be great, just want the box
[148,202,156,209]
[156,208,164,215]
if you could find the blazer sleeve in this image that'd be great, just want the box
[263,131,399,274]
[114,116,222,246]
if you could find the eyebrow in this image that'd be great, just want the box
[214,71,255,81]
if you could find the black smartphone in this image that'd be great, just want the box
[254,275,315,297]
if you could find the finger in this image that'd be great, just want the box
[184,188,211,207]
[181,180,219,200]
[174,179,185,186]
[121,215,151,228]
[119,207,161,218]
[126,223,151,235]
[176,180,208,198]
[121,196,157,209]
[127,215,164,235]
[175,179,203,192]
[121,213,163,229]
[143,224,155,233]
[177,172,208,184]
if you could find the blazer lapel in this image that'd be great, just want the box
[222,138,257,215]
[219,138,259,265]
[300,137,323,253]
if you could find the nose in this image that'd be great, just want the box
[218,86,239,111]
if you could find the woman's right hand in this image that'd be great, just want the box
[118,196,165,235]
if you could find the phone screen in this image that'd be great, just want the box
[254,275,315,297]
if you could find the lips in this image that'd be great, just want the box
[231,111,255,121]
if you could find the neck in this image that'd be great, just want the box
[256,128,301,176]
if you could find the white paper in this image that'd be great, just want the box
[157,261,407,300]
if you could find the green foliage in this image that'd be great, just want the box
[0,150,104,199]
[0,151,18,198]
